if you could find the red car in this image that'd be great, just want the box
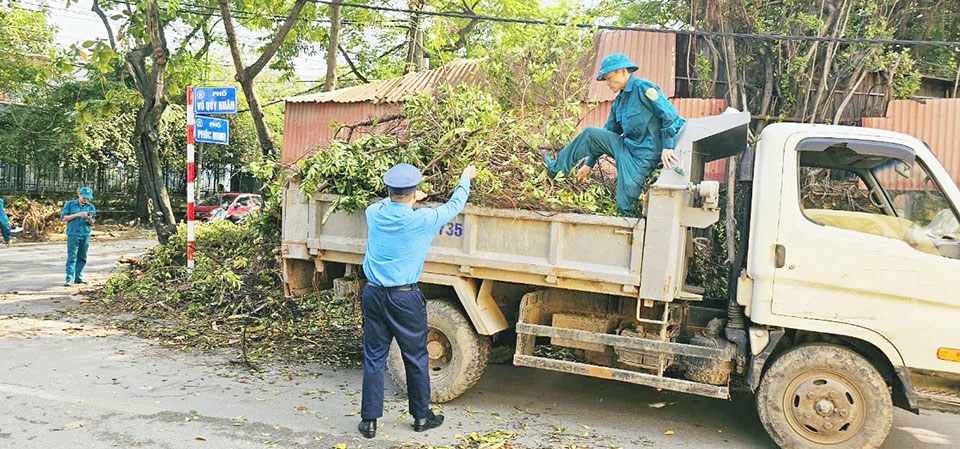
[194,193,262,222]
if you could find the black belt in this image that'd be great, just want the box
[367,282,418,292]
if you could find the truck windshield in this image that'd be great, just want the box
[798,147,960,259]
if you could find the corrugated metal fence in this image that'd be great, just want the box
[863,99,960,189]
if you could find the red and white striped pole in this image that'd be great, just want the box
[186,86,196,272]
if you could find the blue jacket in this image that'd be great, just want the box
[60,199,96,237]
[0,197,10,243]
[362,174,471,287]
[586,77,686,167]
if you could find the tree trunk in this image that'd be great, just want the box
[405,0,426,73]
[135,175,147,224]
[126,1,176,244]
[218,0,308,160]
[237,75,274,159]
[324,4,342,92]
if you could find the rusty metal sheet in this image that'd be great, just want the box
[586,29,676,102]
[286,58,482,104]
[280,101,401,165]
[863,99,960,189]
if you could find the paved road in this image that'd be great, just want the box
[0,240,958,448]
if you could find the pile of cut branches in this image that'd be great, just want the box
[93,215,363,367]
[295,85,619,216]
[2,196,64,238]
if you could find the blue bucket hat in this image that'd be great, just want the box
[383,163,422,196]
[78,186,94,199]
[596,53,639,81]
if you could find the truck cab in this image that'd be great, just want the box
[738,123,960,447]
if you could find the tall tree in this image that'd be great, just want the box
[71,0,216,243]
[218,0,308,159]
[126,1,177,242]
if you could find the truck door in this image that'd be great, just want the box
[771,134,960,374]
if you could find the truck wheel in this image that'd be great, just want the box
[388,299,490,403]
[757,343,893,449]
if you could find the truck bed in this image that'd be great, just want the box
[281,185,646,297]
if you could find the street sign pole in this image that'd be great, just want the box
[186,86,196,272]
[187,86,236,273]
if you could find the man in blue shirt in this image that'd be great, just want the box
[60,186,96,286]
[0,197,11,248]
[542,53,686,216]
[357,163,478,439]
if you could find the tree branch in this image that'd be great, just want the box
[247,0,309,78]
[145,1,169,109]
[194,19,220,60]
[334,114,403,140]
[443,0,479,52]
[176,13,212,58]
[91,0,117,51]
[338,45,369,84]
[217,0,248,80]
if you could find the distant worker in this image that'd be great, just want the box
[60,186,96,286]
[357,163,478,439]
[541,53,686,216]
[0,197,11,248]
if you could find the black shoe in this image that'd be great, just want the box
[413,413,444,432]
[358,419,376,439]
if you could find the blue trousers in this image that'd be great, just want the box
[360,284,432,421]
[66,234,90,283]
[548,127,659,216]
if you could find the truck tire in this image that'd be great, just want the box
[756,343,893,449]
[387,299,490,403]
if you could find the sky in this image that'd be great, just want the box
[20,0,329,82]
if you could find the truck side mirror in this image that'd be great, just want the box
[895,161,911,179]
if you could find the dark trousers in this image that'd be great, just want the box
[360,284,432,421]
[547,127,659,216]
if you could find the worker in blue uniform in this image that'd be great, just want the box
[0,197,11,248]
[542,53,686,216]
[357,163,478,439]
[60,186,96,286]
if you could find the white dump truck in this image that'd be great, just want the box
[281,110,960,448]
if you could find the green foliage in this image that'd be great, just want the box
[594,0,689,27]
[0,5,66,94]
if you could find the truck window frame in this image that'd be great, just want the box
[794,136,960,253]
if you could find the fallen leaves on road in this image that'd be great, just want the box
[0,316,119,338]
[664,429,675,435]
[52,421,84,431]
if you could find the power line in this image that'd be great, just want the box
[22,0,960,49]
[307,0,960,49]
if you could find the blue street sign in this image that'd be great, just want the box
[194,87,237,114]
[194,117,229,145]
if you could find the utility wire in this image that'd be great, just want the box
[307,0,960,48]
[26,0,960,48]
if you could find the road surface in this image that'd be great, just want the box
[0,239,957,448]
